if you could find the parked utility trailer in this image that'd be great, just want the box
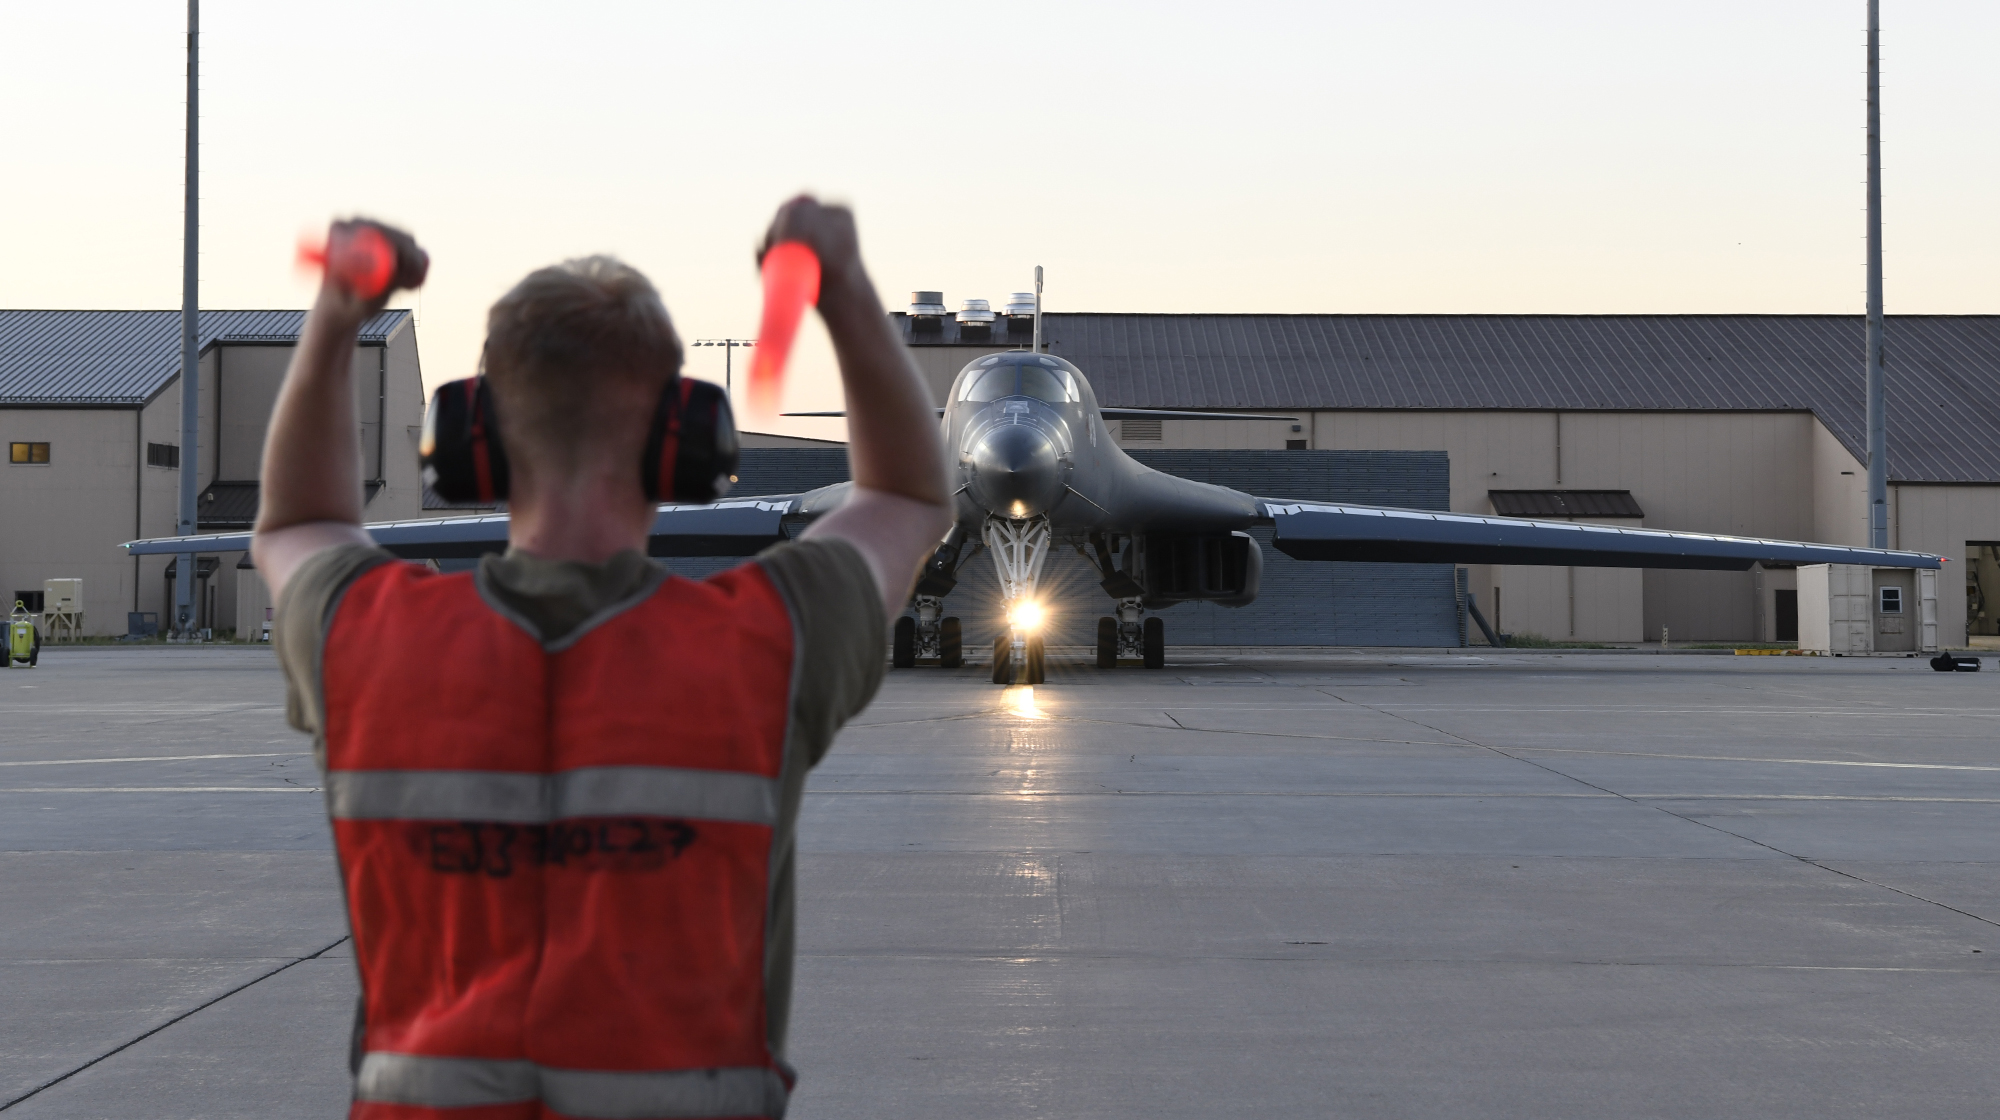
[1798,564,1937,654]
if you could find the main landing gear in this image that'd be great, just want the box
[896,530,969,670]
[897,600,963,669]
[1079,534,1164,671]
[1095,608,1164,669]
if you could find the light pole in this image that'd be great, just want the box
[1864,0,1888,549]
[691,339,755,402]
[175,0,199,638]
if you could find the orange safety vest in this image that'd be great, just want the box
[319,559,800,1119]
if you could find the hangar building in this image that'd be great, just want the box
[0,310,424,637]
[889,303,2000,647]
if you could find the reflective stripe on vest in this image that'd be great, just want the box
[357,1052,789,1118]
[326,766,781,827]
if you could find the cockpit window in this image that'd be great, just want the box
[957,357,1082,403]
[960,367,1014,402]
[1019,365,1076,403]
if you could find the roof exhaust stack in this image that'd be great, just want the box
[1004,289,1035,345]
[908,291,946,335]
[958,298,995,342]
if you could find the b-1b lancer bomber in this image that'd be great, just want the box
[129,354,1941,685]
[785,349,1942,682]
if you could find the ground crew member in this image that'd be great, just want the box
[253,198,951,1119]
[6,601,38,667]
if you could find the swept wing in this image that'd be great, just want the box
[1261,500,1941,571]
[121,485,851,561]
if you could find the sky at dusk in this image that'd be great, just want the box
[3,1,1995,437]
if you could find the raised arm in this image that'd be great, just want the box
[250,220,427,601]
[767,198,954,620]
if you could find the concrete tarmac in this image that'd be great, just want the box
[2,646,1996,1117]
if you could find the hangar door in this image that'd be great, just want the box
[670,449,1460,647]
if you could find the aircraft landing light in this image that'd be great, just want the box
[1009,600,1046,632]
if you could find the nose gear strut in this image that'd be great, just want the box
[986,516,1051,685]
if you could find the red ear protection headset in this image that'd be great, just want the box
[420,375,739,505]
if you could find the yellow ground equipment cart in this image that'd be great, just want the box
[7,600,39,668]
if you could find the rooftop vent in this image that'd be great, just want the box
[958,298,995,324]
[908,291,947,317]
[1003,292,1036,317]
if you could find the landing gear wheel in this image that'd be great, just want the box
[892,617,916,669]
[1096,617,1117,669]
[1025,635,1046,684]
[940,617,963,669]
[992,633,1013,685]
[1142,616,1165,669]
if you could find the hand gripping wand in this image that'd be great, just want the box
[297,224,405,301]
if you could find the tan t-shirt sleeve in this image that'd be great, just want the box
[753,536,888,767]
[272,543,395,741]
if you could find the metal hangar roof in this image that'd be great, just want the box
[0,309,411,407]
[1022,313,2000,485]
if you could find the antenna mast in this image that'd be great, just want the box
[1032,266,1043,353]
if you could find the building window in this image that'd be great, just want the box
[9,442,49,464]
[147,442,180,468]
[1879,586,1903,614]
[1285,439,1308,451]
[1120,418,1163,441]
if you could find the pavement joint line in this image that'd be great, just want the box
[1509,747,2000,772]
[0,707,284,716]
[0,956,334,965]
[1047,712,1459,748]
[0,934,350,1113]
[1320,689,2000,934]
[794,951,2000,973]
[848,710,1009,729]
[0,788,320,796]
[864,703,2000,715]
[0,753,300,768]
[802,790,2000,803]
[1388,707,2000,717]
[807,790,1625,797]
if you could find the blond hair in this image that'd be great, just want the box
[481,255,682,469]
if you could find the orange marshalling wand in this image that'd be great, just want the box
[746,241,820,420]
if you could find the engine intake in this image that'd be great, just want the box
[1137,532,1262,608]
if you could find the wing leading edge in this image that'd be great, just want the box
[121,491,837,561]
[1262,501,1941,571]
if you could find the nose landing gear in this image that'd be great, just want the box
[993,631,1046,685]
[986,516,1052,686]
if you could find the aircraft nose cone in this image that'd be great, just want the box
[968,424,1063,519]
